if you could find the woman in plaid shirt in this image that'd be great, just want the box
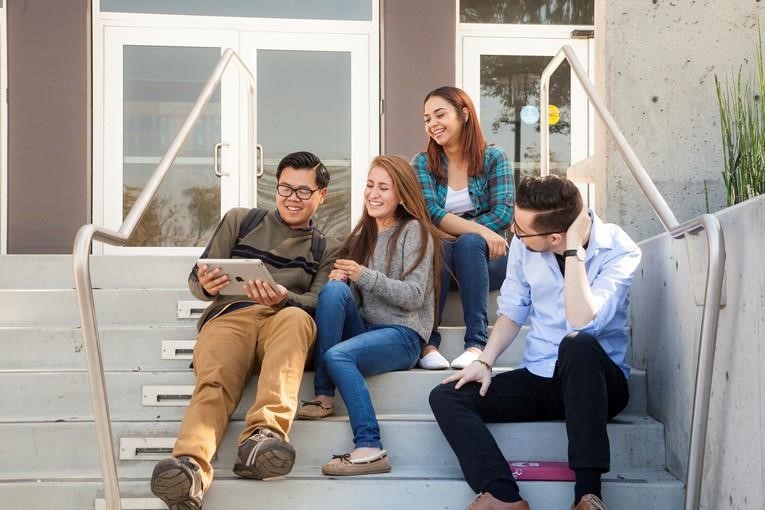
[412,86,514,370]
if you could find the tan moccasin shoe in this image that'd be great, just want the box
[321,450,391,476]
[296,399,335,420]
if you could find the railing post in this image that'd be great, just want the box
[72,48,259,510]
[73,226,125,510]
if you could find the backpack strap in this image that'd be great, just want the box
[310,230,326,262]
[237,208,268,242]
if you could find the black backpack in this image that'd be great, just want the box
[237,208,326,261]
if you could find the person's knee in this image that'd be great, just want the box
[454,232,488,254]
[558,331,598,361]
[276,307,316,346]
[318,280,352,305]
[323,343,352,370]
[429,382,459,413]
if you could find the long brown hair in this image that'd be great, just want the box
[344,155,446,319]
[424,86,487,181]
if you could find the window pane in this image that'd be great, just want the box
[480,55,571,179]
[102,0,372,21]
[461,0,593,25]
[256,50,352,238]
[123,46,222,247]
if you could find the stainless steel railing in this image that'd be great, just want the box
[73,48,257,510]
[539,45,726,510]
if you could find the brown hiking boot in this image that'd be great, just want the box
[321,450,391,476]
[151,456,204,510]
[466,492,530,510]
[233,427,296,480]
[296,399,335,420]
[573,494,607,509]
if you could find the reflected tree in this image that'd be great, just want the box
[461,0,593,25]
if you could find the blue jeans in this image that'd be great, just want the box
[314,281,422,449]
[428,233,508,350]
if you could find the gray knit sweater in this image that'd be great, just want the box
[355,220,435,342]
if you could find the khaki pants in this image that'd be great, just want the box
[173,304,316,487]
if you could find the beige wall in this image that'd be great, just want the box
[7,0,91,253]
[382,0,455,160]
[598,1,765,240]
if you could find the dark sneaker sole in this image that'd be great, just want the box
[233,441,296,480]
[151,458,203,510]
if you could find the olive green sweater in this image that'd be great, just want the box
[189,208,342,329]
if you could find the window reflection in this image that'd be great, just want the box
[461,0,594,25]
[480,55,571,179]
[123,46,221,247]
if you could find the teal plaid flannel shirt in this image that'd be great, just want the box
[411,145,514,234]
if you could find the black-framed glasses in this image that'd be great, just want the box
[511,218,563,239]
[277,184,321,200]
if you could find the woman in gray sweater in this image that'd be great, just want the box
[296,155,443,476]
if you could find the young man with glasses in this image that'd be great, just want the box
[151,151,342,510]
[430,175,641,510]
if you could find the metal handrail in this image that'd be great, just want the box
[73,48,256,510]
[539,45,726,510]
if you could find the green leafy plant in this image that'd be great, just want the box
[715,30,765,206]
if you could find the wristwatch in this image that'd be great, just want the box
[563,246,586,261]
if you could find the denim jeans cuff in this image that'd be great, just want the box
[354,440,383,449]
[464,340,486,351]
[314,388,336,399]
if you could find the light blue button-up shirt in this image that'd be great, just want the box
[497,210,641,379]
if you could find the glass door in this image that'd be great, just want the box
[99,27,240,253]
[462,36,592,203]
[240,32,375,238]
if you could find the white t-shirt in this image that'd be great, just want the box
[444,186,474,215]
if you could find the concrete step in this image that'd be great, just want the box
[0,417,666,480]
[0,254,197,289]
[0,367,648,422]
[0,473,685,510]
[0,289,196,326]
[0,324,534,371]
[0,287,496,327]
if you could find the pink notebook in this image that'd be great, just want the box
[508,461,576,481]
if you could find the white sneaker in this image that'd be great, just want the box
[418,350,450,370]
[450,350,481,370]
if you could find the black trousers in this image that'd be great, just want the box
[429,332,630,494]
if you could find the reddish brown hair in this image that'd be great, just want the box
[424,86,486,181]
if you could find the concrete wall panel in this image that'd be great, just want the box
[383,0,455,160]
[603,1,765,240]
[630,195,765,509]
[7,0,90,253]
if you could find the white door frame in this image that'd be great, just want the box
[97,27,240,254]
[92,1,379,253]
[457,23,596,204]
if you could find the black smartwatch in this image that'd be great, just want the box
[563,246,586,261]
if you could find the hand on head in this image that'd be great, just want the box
[566,207,591,248]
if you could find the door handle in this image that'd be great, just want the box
[256,144,264,178]
[214,142,230,177]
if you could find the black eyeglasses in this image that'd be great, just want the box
[511,218,563,239]
[277,184,321,200]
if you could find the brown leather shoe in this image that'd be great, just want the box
[466,492,531,510]
[573,494,607,510]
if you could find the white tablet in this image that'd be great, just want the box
[197,258,278,296]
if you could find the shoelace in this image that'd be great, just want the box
[301,399,331,410]
[248,428,277,442]
[331,453,352,463]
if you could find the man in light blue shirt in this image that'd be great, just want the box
[430,176,641,510]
